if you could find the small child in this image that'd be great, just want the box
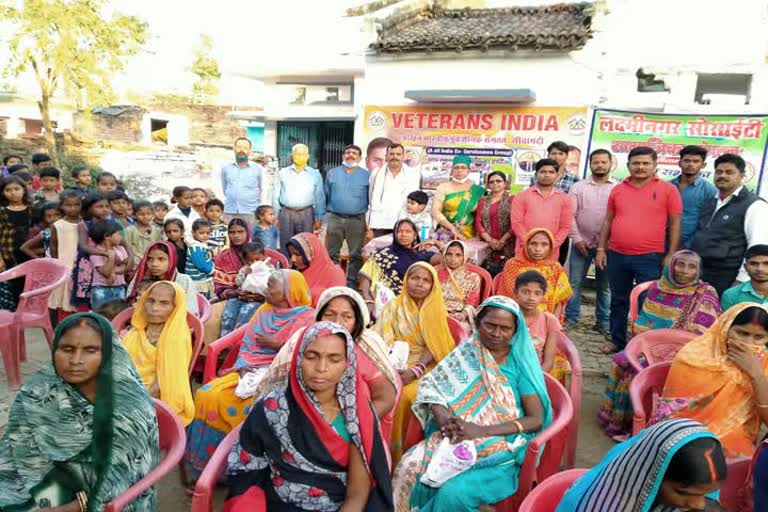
[192,187,209,218]
[185,219,215,298]
[151,200,169,228]
[69,166,92,196]
[124,200,163,265]
[220,240,269,335]
[12,170,34,191]
[515,270,569,382]
[34,167,61,204]
[165,185,200,244]
[21,201,62,258]
[125,199,134,219]
[252,204,278,250]
[164,218,187,274]
[96,171,118,195]
[205,198,229,256]
[95,298,131,321]
[88,220,130,310]
[400,190,432,236]
[235,241,269,289]
[107,190,133,228]
[48,190,82,317]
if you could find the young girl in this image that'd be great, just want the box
[252,204,278,250]
[47,190,83,319]
[164,186,200,244]
[20,201,62,258]
[0,175,33,310]
[185,219,214,298]
[191,187,208,218]
[164,218,187,274]
[88,220,129,309]
[124,199,162,265]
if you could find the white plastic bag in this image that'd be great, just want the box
[420,437,477,488]
[234,367,269,399]
[389,341,410,370]
[374,284,395,318]
[241,259,273,295]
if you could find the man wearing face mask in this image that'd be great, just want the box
[221,137,263,225]
[367,143,421,239]
[324,144,369,289]
[273,143,326,256]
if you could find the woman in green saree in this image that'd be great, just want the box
[431,155,486,240]
[0,313,159,512]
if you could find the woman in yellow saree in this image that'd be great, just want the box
[376,262,456,465]
[431,155,486,240]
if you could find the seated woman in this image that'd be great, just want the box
[122,281,195,426]
[393,296,551,511]
[225,322,393,511]
[376,262,455,465]
[436,240,481,334]
[496,228,572,320]
[256,286,400,440]
[430,154,486,240]
[126,240,199,314]
[185,269,315,477]
[474,171,514,276]
[0,313,159,511]
[652,303,768,459]
[286,232,346,304]
[599,250,721,439]
[754,437,768,511]
[558,419,727,512]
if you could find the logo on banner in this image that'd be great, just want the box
[567,114,587,136]
[367,111,386,130]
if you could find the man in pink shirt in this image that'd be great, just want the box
[511,158,574,256]
[596,146,682,353]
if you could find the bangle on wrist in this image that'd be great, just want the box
[512,420,524,433]
[596,247,606,251]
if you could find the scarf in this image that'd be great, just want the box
[361,219,429,296]
[126,240,178,302]
[286,232,346,303]
[121,281,194,426]
[479,192,513,259]
[214,218,251,296]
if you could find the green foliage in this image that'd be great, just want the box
[189,34,221,104]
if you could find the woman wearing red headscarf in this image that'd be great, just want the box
[286,232,346,306]
[126,240,199,314]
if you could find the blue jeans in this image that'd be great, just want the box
[220,298,262,337]
[607,251,664,349]
[565,247,610,329]
[91,285,126,310]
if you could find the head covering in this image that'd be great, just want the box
[557,419,721,512]
[229,322,393,511]
[126,240,178,301]
[654,302,768,459]
[213,218,252,295]
[235,269,315,370]
[360,218,427,296]
[0,313,158,511]
[496,228,573,315]
[286,233,346,304]
[452,154,472,167]
[634,250,720,334]
[122,281,194,426]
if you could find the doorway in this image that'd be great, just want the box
[277,121,354,176]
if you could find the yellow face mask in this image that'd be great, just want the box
[292,154,309,167]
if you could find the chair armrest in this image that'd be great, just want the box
[203,325,246,384]
[191,424,243,512]
[18,273,68,300]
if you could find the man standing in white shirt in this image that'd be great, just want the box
[367,143,421,238]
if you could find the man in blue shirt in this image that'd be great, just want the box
[671,145,717,247]
[273,143,326,255]
[220,137,263,225]
[325,144,369,289]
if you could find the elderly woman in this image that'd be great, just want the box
[122,281,195,426]
[286,232,346,304]
[431,154,486,240]
[436,240,481,333]
[558,419,727,511]
[185,270,316,476]
[0,313,159,511]
[225,322,393,511]
[474,171,514,276]
[126,240,199,314]
[376,262,456,465]
[652,303,768,459]
[393,296,552,511]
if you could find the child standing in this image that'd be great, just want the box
[88,220,129,309]
[48,190,83,318]
[0,176,33,310]
[205,198,229,256]
[107,190,133,228]
[164,218,187,274]
[69,166,92,197]
[96,171,118,195]
[399,190,433,237]
[185,219,215,298]
[33,167,61,204]
[191,187,209,219]
[165,186,200,244]
[151,200,168,228]
[124,200,163,265]
[21,201,62,259]
[252,204,279,250]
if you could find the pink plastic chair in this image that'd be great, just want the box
[196,293,212,323]
[629,280,656,335]
[466,263,493,302]
[557,332,582,470]
[518,468,588,512]
[492,273,503,295]
[111,307,205,376]
[202,324,247,384]
[0,258,69,388]
[447,316,467,345]
[265,248,290,269]
[103,399,187,512]
[624,328,697,373]
[629,362,671,435]
[191,423,243,512]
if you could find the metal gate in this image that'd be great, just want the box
[277,121,354,176]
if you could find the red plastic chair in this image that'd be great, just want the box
[630,362,671,435]
[202,324,248,384]
[265,248,290,269]
[191,423,243,512]
[518,468,588,512]
[0,258,69,388]
[466,263,493,302]
[447,316,467,345]
[103,399,187,512]
[492,273,503,295]
[557,332,582,470]
[719,457,752,511]
[629,280,655,335]
[196,293,212,323]
[624,328,697,373]
[111,307,205,376]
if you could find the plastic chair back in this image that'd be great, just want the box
[466,263,493,302]
[202,324,247,384]
[624,328,697,373]
[196,293,212,323]
[447,316,467,345]
[557,332,582,469]
[720,457,752,511]
[630,362,671,435]
[519,468,588,512]
[492,273,503,295]
[191,423,243,512]
[265,248,290,269]
[103,399,186,512]
[629,280,656,335]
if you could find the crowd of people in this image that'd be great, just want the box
[0,137,767,511]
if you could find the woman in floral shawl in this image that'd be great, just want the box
[392,296,552,511]
[0,313,159,512]
[436,240,481,334]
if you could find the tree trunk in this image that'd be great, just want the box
[36,92,59,165]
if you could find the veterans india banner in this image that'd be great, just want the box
[587,109,768,193]
[361,105,589,192]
